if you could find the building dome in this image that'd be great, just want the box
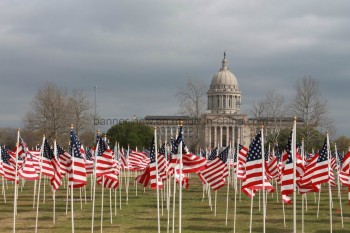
[210,53,238,90]
[207,53,241,114]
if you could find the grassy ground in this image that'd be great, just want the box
[0,175,349,233]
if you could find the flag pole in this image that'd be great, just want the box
[110,188,113,224]
[13,128,20,233]
[35,135,45,233]
[101,176,105,233]
[53,140,57,224]
[0,147,6,203]
[301,138,305,233]
[334,143,344,227]
[71,128,75,233]
[66,176,69,215]
[178,139,183,233]
[292,118,297,233]
[249,195,254,233]
[172,127,179,233]
[126,145,130,205]
[327,133,333,233]
[317,185,321,218]
[225,143,232,225]
[154,128,161,233]
[91,130,100,233]
[233,138,239,233]
[261,126,266,233]
[33,179,37,209]
[117,143,122,210]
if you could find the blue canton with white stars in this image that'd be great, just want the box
[1,145,11,164]
[43,139,54,160]
[149,137,156,163]
[218,146,230,163]
[208,147,218,161]
[317,138,328,163]
[70,129,82,158]
[246,132,262,162]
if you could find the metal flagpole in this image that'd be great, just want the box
[327,133,333,233]
[261,127,266,233]
[13,129,20,233]
[225,143,232,225]
[178,140,183,233]
[53,140,57,224]
[334,143,344,228]
[91,132,100,233]
[233,137,239,233]
[154,128,161,233]
[292,118,297,233]
[35,136,45,233]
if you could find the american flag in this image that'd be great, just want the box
[241,131,274,197]
[168,126,206,174]
[136,137,164,189]
[41,139,55,178]
[1,145,17,182]
[280,131,294,204]
[50,144,63,191]
[95,136,115,177]
[235,144,248,180]
[18,152,39,181]
[96,171,120,189]
[128,150,150,171]
[208,147,218,161]
[56,145,71,176]
[299,153,320,193]
[266,154,279,180]
[159,143,166,156]
[339,151,350,204]
[81,146,94,174]
[68,128,87,188]
[311,138,330,186]
[198,146,230,190]
[149,137,163,189]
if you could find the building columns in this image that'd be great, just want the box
[226,126,229,147]
[219,126,223,148]
[208,126,212,148]
[214,126,217,148]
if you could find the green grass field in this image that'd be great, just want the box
[0,175,349,233]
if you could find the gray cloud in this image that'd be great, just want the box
[0,0,349,136]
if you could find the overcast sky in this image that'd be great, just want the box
[0,0,349,136]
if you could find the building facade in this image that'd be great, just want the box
[144,53,299,150]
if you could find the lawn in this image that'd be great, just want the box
[0,175,349,233]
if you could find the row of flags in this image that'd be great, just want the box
[1,125,350,206]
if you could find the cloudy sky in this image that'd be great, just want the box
[0,0,349,136]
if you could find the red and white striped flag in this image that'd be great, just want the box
[68,128,87,188]
[241,131,274,198]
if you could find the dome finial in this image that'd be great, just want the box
[221,51,228,70]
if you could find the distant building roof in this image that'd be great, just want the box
[144,115,190,120]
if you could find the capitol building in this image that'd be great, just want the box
[143,53,302,151]
[145,53,253,149]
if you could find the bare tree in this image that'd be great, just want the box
[249,90,287,144]
[24,82,93,145]
[249,99,268,118]
[25,81,68,143]
[264,90,287,144]
[176,78,207,152]
[290,76,332,150]
[67,89,94,137]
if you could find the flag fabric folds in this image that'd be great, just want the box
[241,131,274,197]
[69,128,87,188]
[198,146,230,190]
